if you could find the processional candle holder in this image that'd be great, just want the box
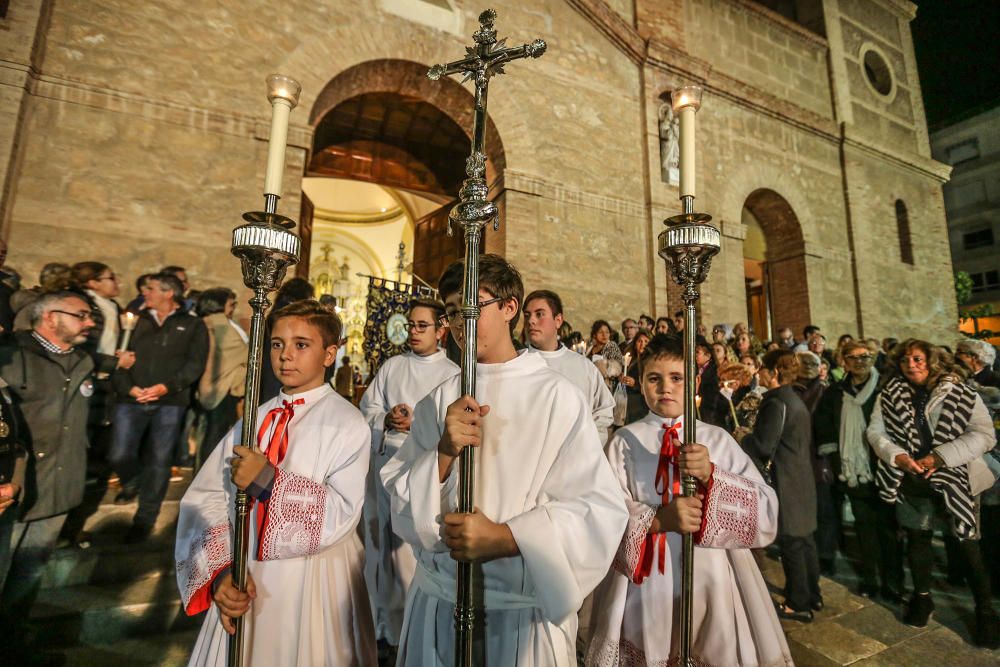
[657,85,720,667]
[227,73,302,667]
[427,9,545,667]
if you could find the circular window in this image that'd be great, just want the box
[860,44,895,100]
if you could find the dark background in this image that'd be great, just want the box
[912,0,1000,129]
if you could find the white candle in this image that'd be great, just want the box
[672,86,703,200]
[118,311,137,352]
[623,352,632,369]
[263,74,302,197]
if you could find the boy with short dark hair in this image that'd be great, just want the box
[381,254,627,666]
[176,299,375,666]
[587,334,789,666]
[522,289,614,441]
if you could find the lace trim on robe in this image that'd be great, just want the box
[177,522,232,615]
[695,468,759,549]
[258,467,328,561]
[612,503,657,582]
[586,636,794,667]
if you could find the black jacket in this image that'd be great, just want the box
[742,384,817,537]
[0,332,94,520]
[112,309,208,406]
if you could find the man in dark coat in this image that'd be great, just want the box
[0,290,94,617]
[742,349,820,622]
[110,273,207,542]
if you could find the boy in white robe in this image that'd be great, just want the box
[381,254,629,667]
[522,289,615,442]
[587,334,791,667]
[175,300,376,667]
[359,298,459,649]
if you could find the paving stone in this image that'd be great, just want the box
[832,603,929,648]
[785,618,887,664]
[850,625,1000,667]
[786,638,842,667]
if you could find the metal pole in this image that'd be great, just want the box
[227,76,302,667]
[659,192,719,666]
[426,11,545,667]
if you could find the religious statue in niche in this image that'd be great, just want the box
[658,100,680,186]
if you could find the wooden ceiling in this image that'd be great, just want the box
[310,92,471,196]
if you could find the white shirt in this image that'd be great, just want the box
[528,344,615,441]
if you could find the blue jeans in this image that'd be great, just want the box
[109,403,186,527]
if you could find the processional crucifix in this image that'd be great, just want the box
[427,9,545,666]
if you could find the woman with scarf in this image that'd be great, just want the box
[866,339,998,647]
[814,339,903,602]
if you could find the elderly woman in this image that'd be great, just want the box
[866,340,998,646]
[814,340,903,601]
[586,319,624,391]
[196,288,247,465]
[742,350,820,621]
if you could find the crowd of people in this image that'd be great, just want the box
[0,244,998,664]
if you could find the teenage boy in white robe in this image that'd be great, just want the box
[587,334,791,667]
[175,300,376,667]
[522,289,615,442]
[359,298,458,650]
[381,254,628,667]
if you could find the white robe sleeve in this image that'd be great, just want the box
[590,363,615,438]
[695,429,779,550]
[504,392,629,622]
[359,363,390,441]
[381,392,456,553]
[257,417,371,561]
[605,431,658,584]
[175,423,238,616]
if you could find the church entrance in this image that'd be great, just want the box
[741,189,810,341]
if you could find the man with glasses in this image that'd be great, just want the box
[620,318,638,347]
[814,340,903,603]
[358,299,458,659]
[0,290,95,630]
[110,272,208,543]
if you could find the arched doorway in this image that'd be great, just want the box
[741,189,811,341]
[305,59,507,288]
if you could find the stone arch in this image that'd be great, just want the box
[742,188,812,339]
[309,59,506,181]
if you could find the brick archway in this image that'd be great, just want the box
[743,188,811,339]
[306,59,508,286]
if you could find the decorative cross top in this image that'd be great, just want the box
[428,9,545,234]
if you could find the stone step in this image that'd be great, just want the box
[58,630,199,667]
[41,500,181,589]
[31,573,203,647]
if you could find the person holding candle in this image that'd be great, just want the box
[109,272,208,543]
[586,333,789,666]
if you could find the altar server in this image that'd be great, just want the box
[175,300,376,666]
[587,334,791,667]
[381,254,628,666]
[359,298,458,647]
[523,289,615,442]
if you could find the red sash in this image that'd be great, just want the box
[634,421,683,583]
[253,398,303,556]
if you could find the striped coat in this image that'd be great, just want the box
[866,377,997,538]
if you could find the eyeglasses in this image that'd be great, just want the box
[51,309,94,321]
[439,296,505,326]
[407,321,435,332]
[844,354,872,362]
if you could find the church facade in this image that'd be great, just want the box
[0,0,956,342]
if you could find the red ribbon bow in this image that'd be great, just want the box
[253,398,304,555]
[635,420,683,584]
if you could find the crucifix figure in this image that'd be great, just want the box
[427,9,545,666]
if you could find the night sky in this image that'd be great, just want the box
[911,0,1000,129]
